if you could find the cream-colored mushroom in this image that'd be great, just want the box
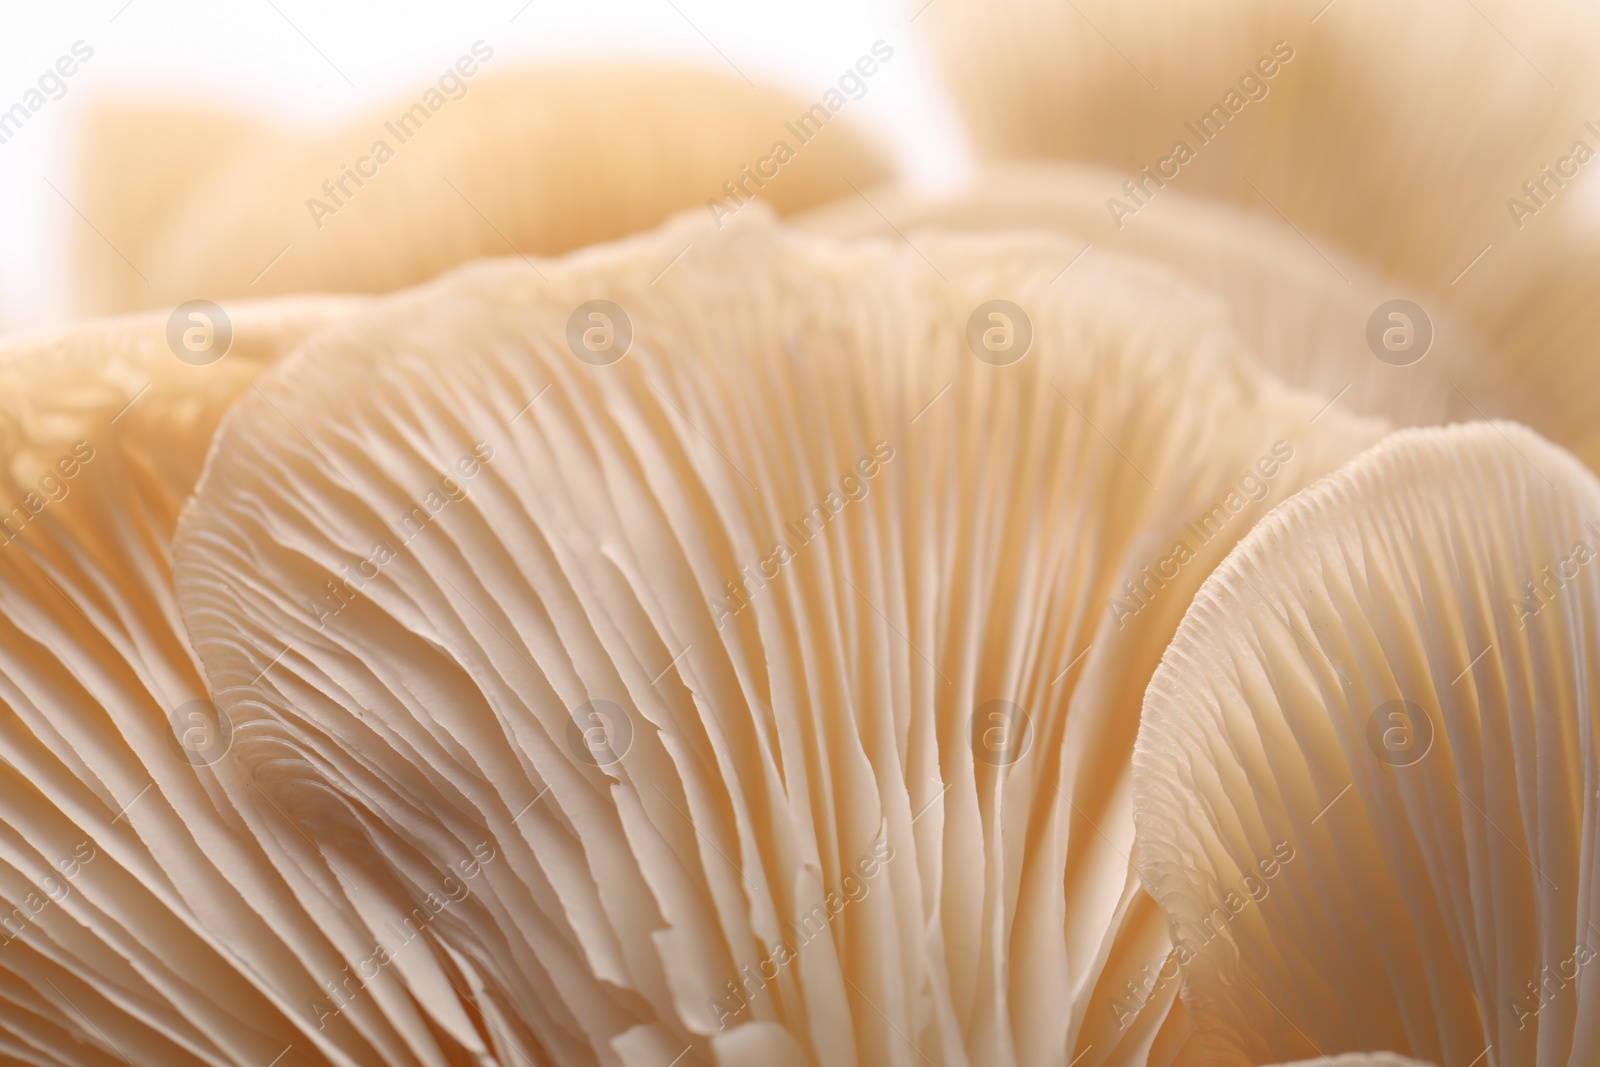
[796,162,1490,436]
[918,0,1600,472]
[71,65,889,318]
[1135,423,1599,1066]
[0,297,378,1064]
[169,211,1379,1065]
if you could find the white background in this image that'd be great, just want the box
[0,0,972,334]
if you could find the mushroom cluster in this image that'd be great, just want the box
[1,2,1596,1066]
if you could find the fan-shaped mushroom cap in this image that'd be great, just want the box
[72,64,890,317]
[796,162,1490,435]
[917,0,1600,473]
[1135,423,1600,1066]
[171,210,1381,1065]
[0,297,383,1065]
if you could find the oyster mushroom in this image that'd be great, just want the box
[0,297,379,1065]
[797,161,1491,435]
[166,212,1380,1065]
[72,65,889,317]
[1134,423,1599,1066]
[918,0,1600,471]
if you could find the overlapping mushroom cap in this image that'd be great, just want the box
[1,13,1595,1058]
[71,65,888,318]
[797,162,1491,436]
[0,297,368,1064]
[1135,423,1600,1067]
[159,211,1382,1065]
[918,0,1600,474]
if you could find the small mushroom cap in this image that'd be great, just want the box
[1135,422,1600,1066]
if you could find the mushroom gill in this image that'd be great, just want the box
[1134,423,1599,1066]
[168,212,1380,1065]
[796,162,1489,435]
[0,298,376,1064]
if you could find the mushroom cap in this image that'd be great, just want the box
[0,296,374,1065]
[170,210,1381,1065]
[796,161,1489,436]
[916,0,1600,472]
[1135,422,1600,1066]
[72,64,891,317]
